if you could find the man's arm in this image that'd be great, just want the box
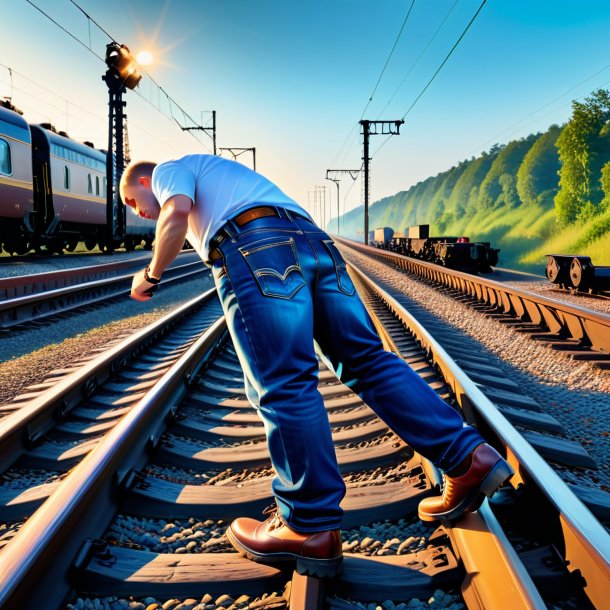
[130,195,193,301]
[148,195,193,277]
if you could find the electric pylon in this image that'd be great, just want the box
[326,169,361,235]
[359,120,403,245]
[182,110,217,155]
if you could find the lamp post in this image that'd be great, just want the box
[102,42,141,253]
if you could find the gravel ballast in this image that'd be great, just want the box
[502,280,610,315]
[341,247,610,489]
[0,272,215,405]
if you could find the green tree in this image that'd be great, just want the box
[498,173,520,208]
[516,126,561,207]
[600,161,610,213]
[478,136,536,211]
[555,89,610,224]
[446,152,497,218]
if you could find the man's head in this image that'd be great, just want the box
[119,160,160,220]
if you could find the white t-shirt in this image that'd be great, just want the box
[151,154,313,260]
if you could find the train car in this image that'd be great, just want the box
[0,103,155,254]
[375,224,499,274]
[29,123,108,252]
[0,104,35,254]
[373,227,394,243]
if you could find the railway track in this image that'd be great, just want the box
[0,262,608,609]
[337,237,610,370]
[0,250,207,331]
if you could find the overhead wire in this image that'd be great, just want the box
[0,62,101,121]
[0,63,191,155]
[23,0,105,61]
[330,0,417,211]
[329,0,464,215]
[360,0,416,120]
[342,161,365,207]
[372,0,487,158]
[67,0,116,43]
[22,0,213,153]
[375,0,459,119]
[464,62,610,158]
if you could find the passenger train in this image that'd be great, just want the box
[0,102,155,255]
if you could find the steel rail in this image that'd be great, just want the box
[337,237,610,356]
[0,260,204,314]
[0,287,217,473]
[350,268,545,610]
[0,315,228,609]
[1,259,607,608]
[0,250,198,298]
[0,260,209,328]
[0,254,150,296]
[348,261,610,609]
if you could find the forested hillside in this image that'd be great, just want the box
[338,89,610,272]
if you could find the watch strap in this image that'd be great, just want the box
[144,266,161,284]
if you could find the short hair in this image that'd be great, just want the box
[119,160,157,203]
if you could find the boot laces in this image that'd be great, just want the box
[262,504,283,530]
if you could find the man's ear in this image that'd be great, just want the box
[138,176,151,188]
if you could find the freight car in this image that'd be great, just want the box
[374,226,394,243]
[371,224,499,274]
[546,254,610,293]
[0,102,155,255]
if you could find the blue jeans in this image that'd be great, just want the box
[210,209,484,532]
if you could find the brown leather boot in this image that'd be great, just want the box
[225,506,343,578]
[418,443,514,522]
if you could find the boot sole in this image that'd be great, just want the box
[225,526,344,579]
[418,458,514,523]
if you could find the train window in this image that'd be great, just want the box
[87,174,92,194]
[0,139,11,175]
[50,143,105,172]
[64,166,70,190]
[95,176,100,196]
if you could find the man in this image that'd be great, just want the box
[120,155,513,578]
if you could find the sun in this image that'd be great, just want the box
[136,50,154,66]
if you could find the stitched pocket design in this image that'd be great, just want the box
[239,236,306,299]
[322,239,356,296]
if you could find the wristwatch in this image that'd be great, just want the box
[144,265,161,284]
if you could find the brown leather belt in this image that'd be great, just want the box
[208,207,278,261]
[233,206,277,226]
[208,206,313,262]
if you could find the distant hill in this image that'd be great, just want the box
[336,89,610,272]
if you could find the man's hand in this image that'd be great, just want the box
[130,269,159,301]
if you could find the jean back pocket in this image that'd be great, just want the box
[322,239,356,296]
[239,236,306,299]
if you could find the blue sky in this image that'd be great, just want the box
[2,1,610,223]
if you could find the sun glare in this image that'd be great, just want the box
[136,50,153,66]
